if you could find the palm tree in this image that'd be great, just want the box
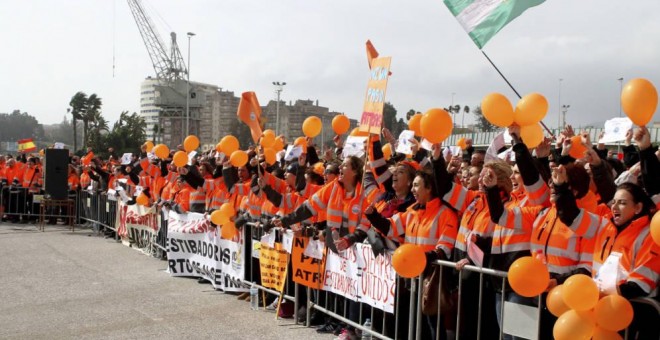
[82,94,102,146]
[68,91,87,153]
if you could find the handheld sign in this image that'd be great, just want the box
[359,57,392,134]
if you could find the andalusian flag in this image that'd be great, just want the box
[17,138,37,153]
[444,0,545,49]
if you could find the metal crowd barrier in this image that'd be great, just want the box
[0,186,77,229]
[40,207,658,340]
[77,190,118,238]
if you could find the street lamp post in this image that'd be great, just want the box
[273,81,286,136]
[561,104,570,128]
[618,78,624,117]
[186,32,195,138]
[451,92,455,128]
[558,78,563,130]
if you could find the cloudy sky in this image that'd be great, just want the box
[2,0,659,131]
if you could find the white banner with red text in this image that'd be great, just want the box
[323,243,396,313]
[166,211,247,292]
[116,201,160,256]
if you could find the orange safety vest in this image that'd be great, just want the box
[306,180,378,234]
[568,212,659,295]
[68,173,80,191]
[172,184,192,212]
[389,198,458,255]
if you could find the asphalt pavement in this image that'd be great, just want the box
[0,223,333,340]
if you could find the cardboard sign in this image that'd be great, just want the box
[291,237,326,289]
[259,243,288,292]
[359,57,392,134]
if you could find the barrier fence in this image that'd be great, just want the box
[0,188,658,339]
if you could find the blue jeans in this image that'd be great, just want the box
[495,291,537,340]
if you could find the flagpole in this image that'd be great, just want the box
[481,50,555,138]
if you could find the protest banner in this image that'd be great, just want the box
[259,243,288,292]
[291,237,326,289]
[116,201,159,255]
[166,211,246,292]
[359,57,392,134]
[323,243,396,313]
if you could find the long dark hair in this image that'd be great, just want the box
[415,169,438,199]
[345,155,364,186]
[616,182,654,219]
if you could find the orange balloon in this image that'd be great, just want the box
[546,285,571,317]
[332,115,351,135]
[219,202,235,219]
[507,256,550,297]
[514,93,548,126]
[229,150,248,167]
[273,136,285,152]
[408,113,423,136]
[136,193,149,206]
[350,127,369,137]
[263,129,276,138]
[456,137,467,150]
[263,147,277,165]
[221,221,237,239]
[621,78,658,126]
[302,116,322,138]
[153,144,170,159]
[481,93,514,127]
[210,210,224,225]
[568,135,588,159]
[183,135,199,152]
[219,135,239,155]
[260,133,275,148]
[562,274,599,311]
[294,137,308,150]
[519,124,544,149]
[392,244,426,278]
[420,109,452,144]
[650,211,660,246]
[592,327,623,340]
[594,295,633,332]
[382,143,392,161]
[173,151,188,167]
[215,142,223,153]
[144,141,154,153]
[553,309,595,340]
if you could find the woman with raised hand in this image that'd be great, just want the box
[364,143,458,340]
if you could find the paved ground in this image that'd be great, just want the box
[0,223,333,340]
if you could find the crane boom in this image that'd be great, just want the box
[126,0,187,82]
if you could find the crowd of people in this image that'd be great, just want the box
[0,124,658,339]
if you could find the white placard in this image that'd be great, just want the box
[284,145,303,161]
[342,136,367,158]
[260,230,276,248]
[443,146,461,159]
[120,153,133,165]
[187,151,197,165]
[599,117,633,143]
[498,147,516,162]
[395,130,415,155]
[54,142,65,149]
[282,230,294,253]
[303,239,324,260]
[420,139,433,152]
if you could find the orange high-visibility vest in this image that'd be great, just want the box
[306,180,378,234]
[388,198,458,255]
[172,185,191,212]
[68,173,80,191]
[568,212,659,295]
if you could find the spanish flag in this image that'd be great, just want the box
[17,138,37,153]
[237,91,263,143]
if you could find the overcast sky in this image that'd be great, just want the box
[2,0,659,131]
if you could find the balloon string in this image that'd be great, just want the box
[481,51,555,138]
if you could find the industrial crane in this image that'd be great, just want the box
[126,0,203,143]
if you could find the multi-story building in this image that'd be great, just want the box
[262,99,358,147]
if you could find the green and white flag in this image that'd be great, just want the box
[444,0,545,49]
